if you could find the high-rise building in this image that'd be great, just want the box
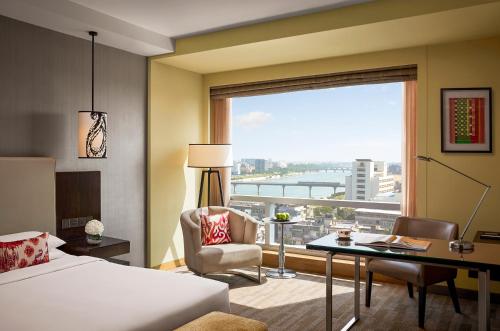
[242,158,269,173]
[254,159,266,173]
[345,159,395,200]
[231,161,241,175]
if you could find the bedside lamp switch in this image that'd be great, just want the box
[62,216,93,229]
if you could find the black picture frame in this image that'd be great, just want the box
[441,87,492,153]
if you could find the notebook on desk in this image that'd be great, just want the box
[355,234,431,251]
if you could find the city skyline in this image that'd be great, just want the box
[232,82,403,162]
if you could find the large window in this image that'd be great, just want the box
[228,82,404,249]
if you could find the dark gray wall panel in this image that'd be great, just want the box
[0,15,147,266]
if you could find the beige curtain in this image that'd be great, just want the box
[402,80,417,217]
[210,98,232,206]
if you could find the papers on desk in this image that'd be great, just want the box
[355,234,431,251]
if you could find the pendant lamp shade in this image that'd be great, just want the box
[78,31,107,158]
[78,111,107,158]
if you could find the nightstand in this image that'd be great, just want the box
[60,236,130,265]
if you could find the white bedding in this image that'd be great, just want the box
[0,254,230,331]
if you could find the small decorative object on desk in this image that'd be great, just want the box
[336,229,352,240]
[85,219,104,245]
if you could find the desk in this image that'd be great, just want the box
[306,232,497,331]
[469,231,500,281]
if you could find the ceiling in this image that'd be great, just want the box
[71,0,369,38]
[157,1,500,74]
[0,0,369,56]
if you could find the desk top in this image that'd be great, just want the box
[306,233,500,271]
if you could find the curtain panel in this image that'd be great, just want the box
[402,80,417,217]
[209,98,232,206]
[210,65,417,99]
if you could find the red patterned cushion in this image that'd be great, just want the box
[201,212,232,245]
[0,232,50,273]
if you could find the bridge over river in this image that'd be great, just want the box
[231,181,345,198]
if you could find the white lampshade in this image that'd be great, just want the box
[188,144,232,168]
[78,111,107,158]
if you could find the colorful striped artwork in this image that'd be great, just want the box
[449,97,485,144]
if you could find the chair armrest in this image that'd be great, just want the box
[180,210,202,255]
[243,214,259,244]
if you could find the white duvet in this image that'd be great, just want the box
[0,254,230,331]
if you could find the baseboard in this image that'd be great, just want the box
[153,258,186,270]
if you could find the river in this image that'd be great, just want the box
[232,170,350,198]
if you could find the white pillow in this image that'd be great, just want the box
[49,248,67,260]
[0,231,66,250]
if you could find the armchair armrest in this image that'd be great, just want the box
[180,210,202,255]
[243,214,259,244]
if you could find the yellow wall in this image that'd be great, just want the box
[149,36,500,291]
[426,37,500,290]
[148,61,204,268]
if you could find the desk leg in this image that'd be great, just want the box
[478,269,490,331]
[326,252,333,331]
[354,256,360,321]
[340,256,361,331]
[325,254,360,331]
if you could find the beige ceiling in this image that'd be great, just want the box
[71,0,369,38]
[156,1,500,74]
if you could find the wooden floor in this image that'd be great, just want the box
[174,267,499,331]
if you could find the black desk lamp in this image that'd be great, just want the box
[417,155,491,252]
[188,144,233,208]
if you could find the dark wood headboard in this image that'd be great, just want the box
[56,171,101,240]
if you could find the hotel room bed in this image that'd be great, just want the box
[0,158,230,331]
[0,251,230,331]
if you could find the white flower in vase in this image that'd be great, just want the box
[85,219,104,244]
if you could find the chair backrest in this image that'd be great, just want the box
[182,207,256,244]
[204,206,247,243]
[392,216,458,241]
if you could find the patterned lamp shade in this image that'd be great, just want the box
[78,111,107,158]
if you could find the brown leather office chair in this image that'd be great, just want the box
[365,216,461,328]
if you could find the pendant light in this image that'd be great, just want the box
[78,31,107,158]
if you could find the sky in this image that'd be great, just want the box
[231,82,403,163]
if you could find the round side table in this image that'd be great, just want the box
[262,218,299,279]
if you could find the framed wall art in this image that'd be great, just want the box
[441,87,492,153]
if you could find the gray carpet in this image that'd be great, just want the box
[173,267,499,330]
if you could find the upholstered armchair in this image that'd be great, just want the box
[365,216,461,328]
[180,206,262,283]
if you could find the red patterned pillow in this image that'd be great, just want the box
[201,212,232,245]
[0,232,50,273]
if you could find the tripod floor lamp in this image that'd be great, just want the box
[417,155,491,252]
[188,144,233,208]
